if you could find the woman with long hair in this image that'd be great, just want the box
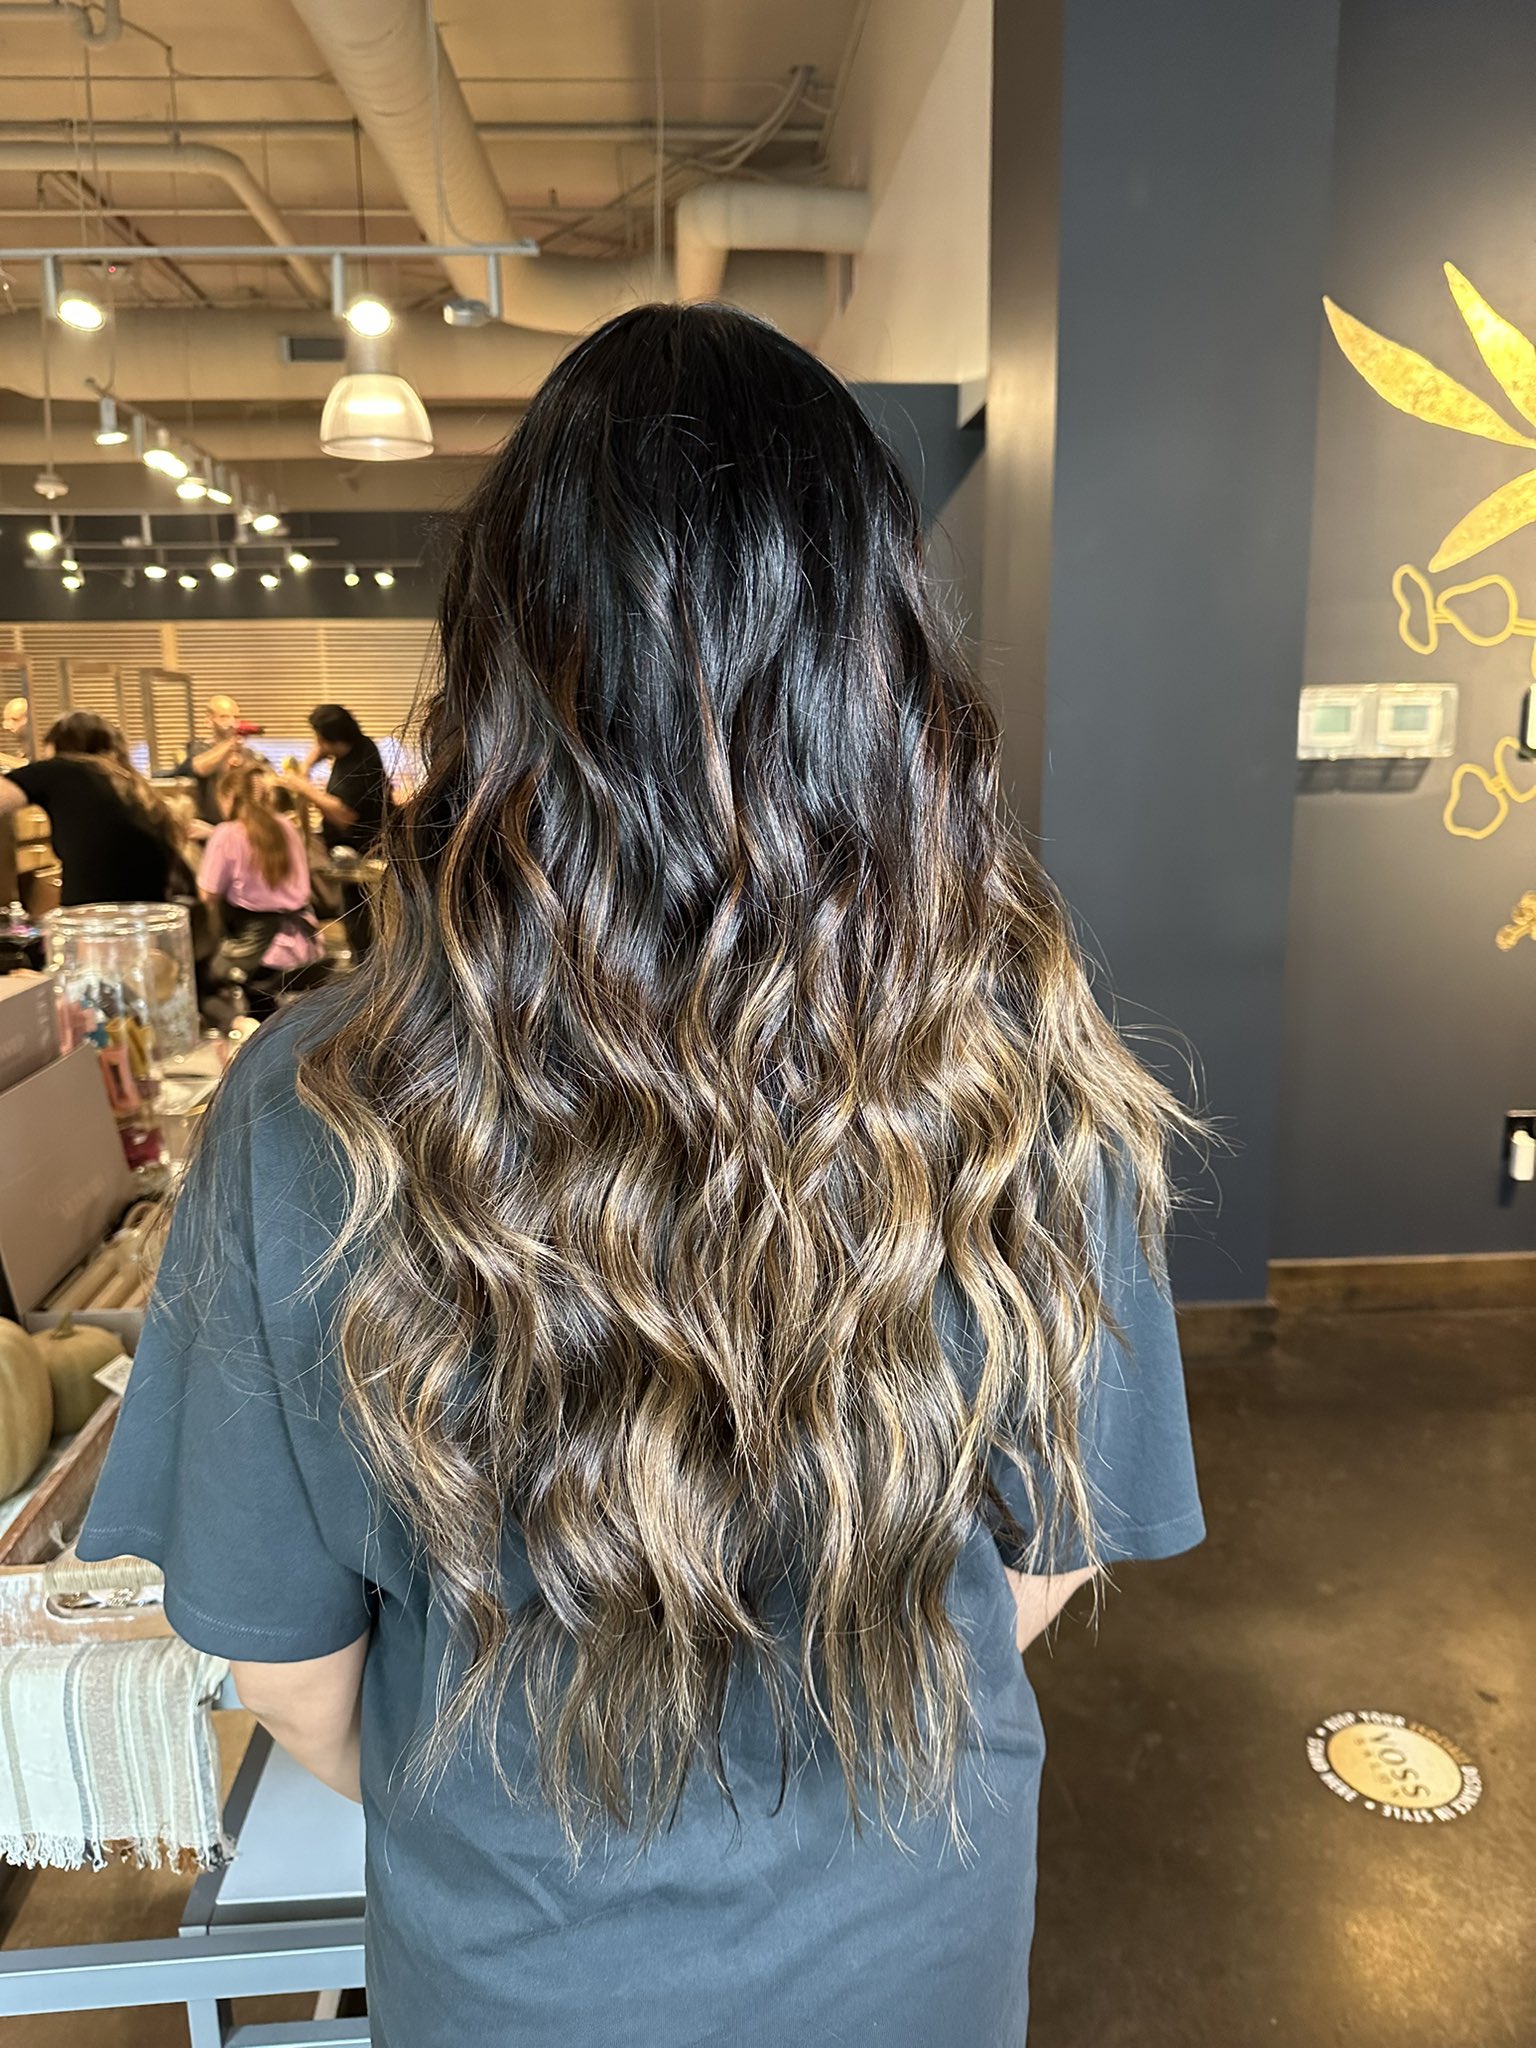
[0,709,184,905]
[81,305,1203,2046]
[200,759,323,1017]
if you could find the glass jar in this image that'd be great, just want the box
[43,902,199,1170]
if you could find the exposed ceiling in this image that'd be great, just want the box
[0,0,868,535]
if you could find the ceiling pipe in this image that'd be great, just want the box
[0,119,827,147]
[0,308,565,403]
[286,0,861,339]
[0,411,522,463]
[674,183,871,303]
[0,142,327,299]
[287,0,656,335]
[0,0,120,44]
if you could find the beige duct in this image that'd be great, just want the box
[674,184,871,304]
[0,411,521,464]
[287,0,867,339]
[0,309,565,404]
[0,143,328,300]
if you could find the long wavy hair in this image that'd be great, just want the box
[46,712,183,850]
[300,303,1189,1845]
[217,758,300,890]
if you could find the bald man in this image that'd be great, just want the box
[1,696,29,765]
[176,693,252,831]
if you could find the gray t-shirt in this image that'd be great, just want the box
[79,1002,1202,2047]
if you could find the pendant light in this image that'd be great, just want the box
[320,332,433,462]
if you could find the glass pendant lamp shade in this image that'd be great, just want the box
[320,331,433,461]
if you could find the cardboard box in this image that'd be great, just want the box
[0,1045,136,1318]
[0,972,58,1096]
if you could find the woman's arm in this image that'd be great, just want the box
[278,773,358,830]
[231,1632,369,1802]
[1003,1564,1096,1651]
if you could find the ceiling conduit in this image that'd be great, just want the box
[287,0,869,338]
[0,142,328,299]
[0,309,564,403]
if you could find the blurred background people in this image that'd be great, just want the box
[0,711,186,906]
[0,696,30,766]
[177,693,258,834]
[279,703,391,957]
[200,759,324,1020]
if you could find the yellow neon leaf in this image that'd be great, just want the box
[1429,468,1536,571]
[1323,296,1536,447]
[1443,263,1536,430]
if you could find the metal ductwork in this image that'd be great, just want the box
[287,0,868,338]
[0,310,565,404]
[0,143,327,299]
[673,183,871,304]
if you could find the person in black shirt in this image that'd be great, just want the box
[0,711,184,907]
[176,693,254,833]
[279,703,391,956]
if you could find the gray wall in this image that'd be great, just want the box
[1277,0,1536,1257]
[986,0,1341,1299]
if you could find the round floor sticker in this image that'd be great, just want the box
[1307,1710,1482,1823]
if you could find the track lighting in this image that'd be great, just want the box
[60,556,78,574]
[57,293,104,332]
[285,549,311,573]
[345,295,394,338]
[143,428,189,481]
[93,395,128,447]
[207,467,234,507]
[251,510,282,535]
[374,567,395,588]
[343,566,360,587]
[26,527,59,555]
[176,470,208,502]
[208,557,236,580]
[61,572,83,591]
[177,572,199,590]
[142,561,168,581]
[259,571,280,590]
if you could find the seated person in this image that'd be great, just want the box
[0,711,185,906]
[200,760,324,1019]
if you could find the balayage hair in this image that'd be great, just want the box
[299,303,1188,1846]
[217,758,299,892]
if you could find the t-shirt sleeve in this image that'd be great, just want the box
[5,758,53,806]
[77,1032,373,1662]
[985,1171,1205,1573]
[197,822,235,899]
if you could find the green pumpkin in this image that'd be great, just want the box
[0,1320,53,1499]
[39,1317,122,1436]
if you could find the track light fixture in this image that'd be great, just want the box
[286,550,311,573]
[259,571,280,590]
[93,394,128,447]
[177,572,199,590]
[142,561,168,582]
[343,566,360,587]
[61,572,83,591]
[374,567,396,588]
[143,428,189,482]
[208,557,236,581]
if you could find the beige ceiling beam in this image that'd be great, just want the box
[0,120,825,147]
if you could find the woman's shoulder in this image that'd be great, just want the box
[210,991,351,1145]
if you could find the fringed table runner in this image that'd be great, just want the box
[0,1631,230,1871]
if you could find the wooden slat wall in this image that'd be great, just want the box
[7,618,437,752]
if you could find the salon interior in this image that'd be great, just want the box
[0,0,1529,2042]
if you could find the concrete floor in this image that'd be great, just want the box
[1027,1307,1534,2048]
[0,1306,1529,2046]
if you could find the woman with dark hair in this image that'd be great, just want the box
[280,702,390,956]
[0,710,184,905]
[80,306,1203,2047]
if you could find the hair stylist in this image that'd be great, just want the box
[178,694,254,834]
[279,704,389,956]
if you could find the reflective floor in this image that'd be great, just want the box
[1028,1307,1534,2048]
[0,1307,1529,2045]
